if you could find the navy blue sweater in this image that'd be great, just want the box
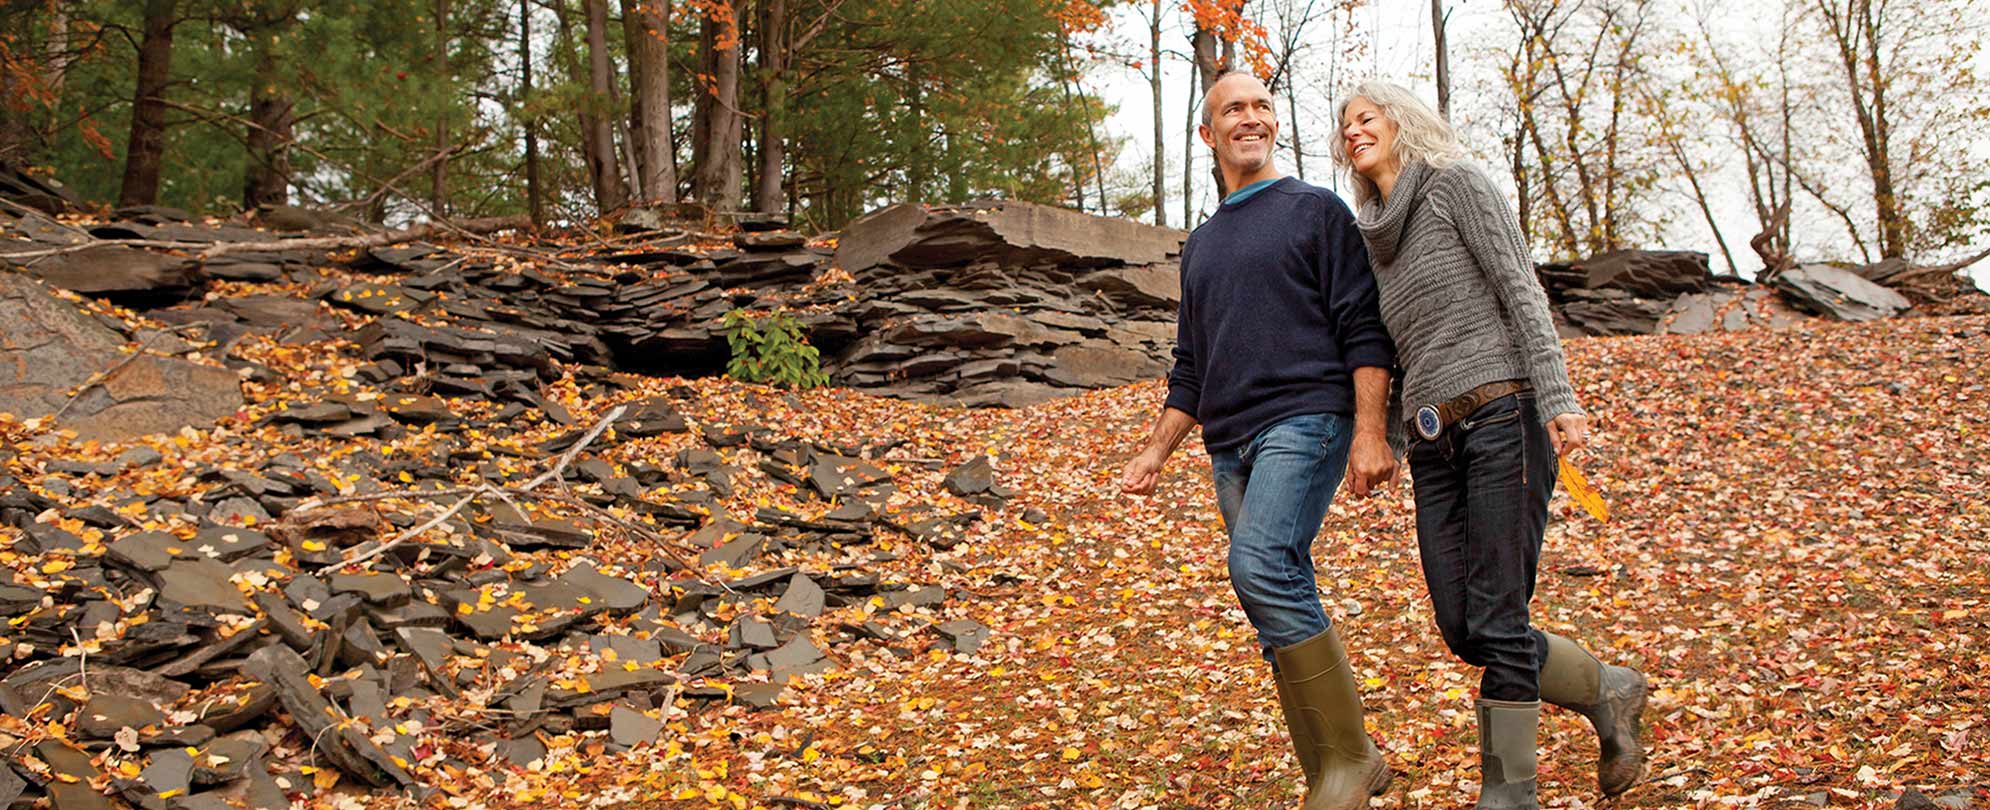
[1164,177,1396,452]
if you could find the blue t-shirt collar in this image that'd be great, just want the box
[1223,176,1284,205]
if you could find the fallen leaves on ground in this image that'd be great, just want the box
[5,297,1984,808]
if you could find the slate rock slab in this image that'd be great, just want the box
[78,693,167,738]
[187,526,271,561]
[943,456,997,497]
[608,705,664,749]
[1566,249,1710,297]
[154,558,252,614]
[773,573,826,619]
[557,560,648,612]
[327,572,411,607]
[377,393,459,424]
[35,738,111,810]
[935,620,991,654]
[1777,264,1913,321]
[0,765,22,808]
[19,244,200,303]
[324,283,434,316]
[137,748,196,804]
[699,532,764,568]
[109,531,180,572]
[1044,342,1163,387]
[239,645,414,788]
[732,682,784,710]
[752,635,831,683]
[834,200,1184,273]
[0,273,242,441]
[207,496,271,526]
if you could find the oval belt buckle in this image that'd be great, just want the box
[1414,405,1443,441]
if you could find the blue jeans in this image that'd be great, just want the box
[1209,412,1354,663]
[1408,392,1556,702]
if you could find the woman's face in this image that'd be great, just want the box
[1341,97,1398,178]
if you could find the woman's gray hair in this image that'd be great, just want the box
[1329,80,1468,207]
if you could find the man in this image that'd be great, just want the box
[1118,71,1395,809]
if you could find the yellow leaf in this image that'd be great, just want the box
[314,768,340,789]
[40,560,71,575]
[1061,747,1081,761]
[1558,459,1610,523]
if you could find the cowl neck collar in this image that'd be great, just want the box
[1355,158,1431,265]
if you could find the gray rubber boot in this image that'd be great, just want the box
[1539,632,1648,796]
[1273,627,1391,810]
[1275,674,1323,791]
[1475,699,1539,809]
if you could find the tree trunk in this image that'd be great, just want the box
[44,5,72,101]
[1,8,41,160]
[1191,26,1228,198]
[432,0,449,214]
[620,0,676,204]
[753,0,786,212]
[1148,0,1165,227]
[906,60,926,200]
[1431,0,1450,121]
[1181,59,1195,227]
[601,3,641,202]
[1053,45,1085,211]
[242,20,294,210]
[1192,27,1219,88]
[625,0,676,204]
[38,4,74,151]
[118,0,176,208]
[1287,86,1303,181]
[521,0,543,225]
[1820,0,1904,258]
[691,2,742,211]
[582,0,627,213]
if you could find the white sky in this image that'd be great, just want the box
[1081,0,1990,292]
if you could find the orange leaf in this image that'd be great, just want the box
[1558,459,1610,523]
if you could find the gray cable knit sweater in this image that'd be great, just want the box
[1355,159,1583,431]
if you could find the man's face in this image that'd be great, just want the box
[1199,74,1278,176]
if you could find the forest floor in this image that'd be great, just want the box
[473,314,1988,809]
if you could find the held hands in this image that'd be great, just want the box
[1548,412,1590,458]
[1119,449,1166,495]
[1347,431,1397,497]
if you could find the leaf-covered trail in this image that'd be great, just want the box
[450,315,1988,809]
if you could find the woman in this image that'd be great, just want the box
[1329,80,1649,808]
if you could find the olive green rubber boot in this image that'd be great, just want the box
[1538,632,1648,796]
[1273,628,1391,810]
[1475,699,1540,809]
[1275,674,1323,791]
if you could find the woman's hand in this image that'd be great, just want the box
[1548,412,1590,458]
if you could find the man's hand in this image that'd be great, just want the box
[1548,412,1590,458]
[1347,431,1397,497]
[1120,449,1166,495]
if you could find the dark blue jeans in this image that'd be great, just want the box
[1409,393,1557,702]
[1209,412,1354,663]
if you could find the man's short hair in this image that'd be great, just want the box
[1199,68,1246,129]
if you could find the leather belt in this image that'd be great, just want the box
[1412,379,1532,441]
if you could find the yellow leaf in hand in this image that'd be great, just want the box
[1558,459,1610,523]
